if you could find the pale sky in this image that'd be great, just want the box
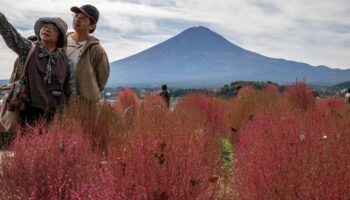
[0,0,349,79]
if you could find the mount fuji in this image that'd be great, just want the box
[108,26,350,88]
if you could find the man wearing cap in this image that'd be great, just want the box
[0,11,71,126]
[66,4,109,103]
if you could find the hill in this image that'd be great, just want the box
[332,81,350,89]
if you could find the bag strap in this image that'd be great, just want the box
[19,43,35,84]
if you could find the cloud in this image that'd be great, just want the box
[184,0,350,68]
[249,0,282,14]
[0,0,349,80]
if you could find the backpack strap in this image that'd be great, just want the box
[19,43,35,84]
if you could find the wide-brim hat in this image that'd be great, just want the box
[34,17,68,48]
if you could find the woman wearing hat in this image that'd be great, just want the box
[0,11,72,126]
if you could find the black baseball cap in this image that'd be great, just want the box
[71,4,99,24]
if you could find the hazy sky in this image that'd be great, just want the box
[0,0,349,79]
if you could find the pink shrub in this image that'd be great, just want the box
[260,84,285,110]
[176,93,228,135]
[70,169,118,199]
[142,93,168,112]
[0,122,118,199]
[227,86,258,133]
[324,97,344,108]
[114,88,140,115]
[107,106,221,199]
[234,109,350,199]
[58,99,124,154]
[114,88,140,129]
[283,81,316,110]
[317,97,344,111]
[227,85,286,145]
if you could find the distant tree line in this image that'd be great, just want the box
[215,80,284,98]
[99,80,347,100]
[215,80,349,98]
[171,88,213,97]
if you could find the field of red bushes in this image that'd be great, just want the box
[0,82,349,199]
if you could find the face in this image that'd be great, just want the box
[39,23,59,46]
[72,13,95,33]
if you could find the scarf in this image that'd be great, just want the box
[37,42,60,85]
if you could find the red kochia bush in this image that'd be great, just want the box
[316,97,344,114]
[0,122,117,199]
[107,105,221,199]
[234,109,350,199]
[114,88,140,116]
[283,81,316,110]
[142,93,168,112]
[176,93,228,135]
[114,88,140,129]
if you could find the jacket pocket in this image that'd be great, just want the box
[88,69,100,100]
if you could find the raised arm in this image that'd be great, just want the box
[0,11,32,57]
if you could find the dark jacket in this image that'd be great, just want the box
[160,90,171,107]
[0,12,71,113]
[25,45,70,113]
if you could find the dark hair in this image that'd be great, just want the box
[162,84,167,90]
[348,88,350,93]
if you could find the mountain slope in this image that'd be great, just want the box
[333,81,350,89]
[108,26,350,88]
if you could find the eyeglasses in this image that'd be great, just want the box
[41,24,58,32]
[72,13,91,22]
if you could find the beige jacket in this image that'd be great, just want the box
[67,32,110,102]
